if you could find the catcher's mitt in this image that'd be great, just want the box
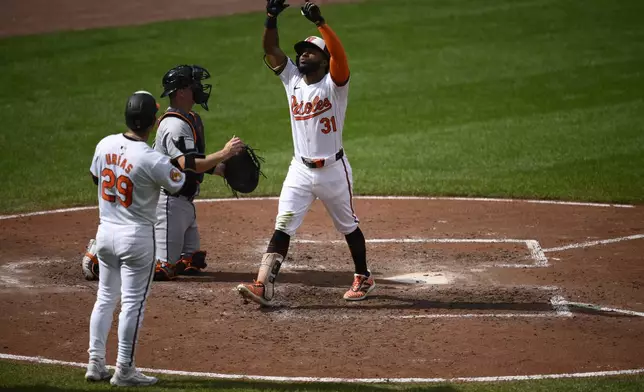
[223,145,265,196]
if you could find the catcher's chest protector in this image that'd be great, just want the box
[159,109,206,184]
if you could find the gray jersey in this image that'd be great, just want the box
[153,107,207,265]
[153,107,206,198]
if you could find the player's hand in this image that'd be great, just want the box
[301,1,325,26]
[266,0,290,17]
[214,162,226,177]
[224,136,245,158]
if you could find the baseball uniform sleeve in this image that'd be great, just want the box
[149,153,186,194]
[279,59,299,89]
[159,117,196,160]
[318,24,350,87]
[89,140,102,177]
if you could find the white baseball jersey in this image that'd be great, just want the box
[90,133,186,226]
[280,59,349,159]
[273,60,359,237]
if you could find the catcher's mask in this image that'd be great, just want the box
[160,64,212,111]
[294,36,330,74]
[124,91,159,132]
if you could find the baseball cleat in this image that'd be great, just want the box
[153,261,176,281]
[84,360,111,382]
[110,367,158,387]
[236,281,272,306]
[343,272,376,301]
[81,239,99,281]
[177,251,207,275]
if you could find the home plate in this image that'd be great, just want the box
[382,272,450,285]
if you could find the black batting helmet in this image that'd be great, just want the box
[125,91,159,132]
[160,64,212,111]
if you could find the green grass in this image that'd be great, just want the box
[1,361,643,392]
[1,0,644,213]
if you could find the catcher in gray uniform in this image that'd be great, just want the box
[153,64,245,281]
[82,64,245,282]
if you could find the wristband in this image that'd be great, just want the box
[265,15,277,29]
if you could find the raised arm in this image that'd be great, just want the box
[301,2,350,85]
[264,0,289,71]
[318,24,349,86]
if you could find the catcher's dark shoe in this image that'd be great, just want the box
[236,281,271,306]
[154,261,176,281]
[177,251,207,275]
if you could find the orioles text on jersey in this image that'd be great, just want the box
[291,95,333,121]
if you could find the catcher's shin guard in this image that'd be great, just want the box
[81,239,99,281]
[177,250,207,275]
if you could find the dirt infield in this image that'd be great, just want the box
[2,0,644,381]
[1,197,644,378]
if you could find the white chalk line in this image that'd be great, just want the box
[543,234,644,253]
[563,302,644,317]
[272,295,572,320]
[550,295,573,317]
[0,196,634,220]
[294,238,549,269]
[526,240,548,267]
[0,205,97,220]
[390,312,568,319]
[1,353,642,383]
[294,238,530,244]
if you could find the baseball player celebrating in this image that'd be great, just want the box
[155,64,244,280]
[86,91,187,386]
[237,1,374,305]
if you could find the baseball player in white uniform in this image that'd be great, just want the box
[237,1,375,305]
[86,91,187,386]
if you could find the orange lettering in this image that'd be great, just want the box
[291,96,334,121]
[105,154,112,165]
[125,164,133,174]
[120,158,128,170]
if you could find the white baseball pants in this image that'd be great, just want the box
[276,156,359,236]
[88,222,156,368]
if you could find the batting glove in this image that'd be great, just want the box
[266,0,290,17]
[301,1,325,26]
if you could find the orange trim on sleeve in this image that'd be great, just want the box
[317,24,350,86]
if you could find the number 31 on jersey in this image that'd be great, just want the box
[320,116,337,134]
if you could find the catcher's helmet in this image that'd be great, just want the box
[160,64,212,111]
[125,91,159,132]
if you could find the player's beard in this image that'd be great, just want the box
[297,60,321,74]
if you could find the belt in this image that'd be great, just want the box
[299,149,344,169]
[163,189,194,202]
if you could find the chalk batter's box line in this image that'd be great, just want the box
[292,238,549,268]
